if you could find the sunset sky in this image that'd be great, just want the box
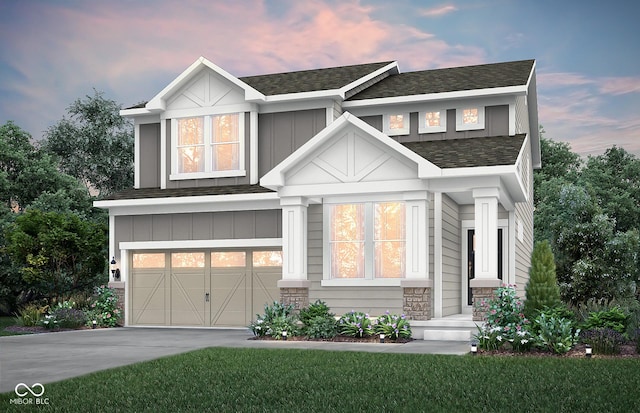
[1,0,638,157]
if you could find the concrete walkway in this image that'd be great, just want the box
[0,327,470,394]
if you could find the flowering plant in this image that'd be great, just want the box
[474,285,534,351]
[91,285,121,327]
[374,312,412,339]
[338,311,374,337]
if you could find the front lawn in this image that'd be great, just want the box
[1,347,639,412]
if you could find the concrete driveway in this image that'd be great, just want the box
[0,327,469,394]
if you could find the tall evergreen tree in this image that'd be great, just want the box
[524,240,561,318]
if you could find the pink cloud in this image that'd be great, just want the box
[598,77,640,95]
[420,5,458,17]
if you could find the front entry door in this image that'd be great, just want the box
[467,229,503,305]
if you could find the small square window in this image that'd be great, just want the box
[383,113,410,136]
[419,110,446,133]
[456,106,485,131]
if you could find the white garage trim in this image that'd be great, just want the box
[120,238,282,251]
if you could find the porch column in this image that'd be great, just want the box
[278,197,310,311]
[471,188,501,321]
[401,192,432,320]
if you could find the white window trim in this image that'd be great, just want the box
[322,200,406,285]
[456,106,485,131]
[418,109,447,133]
[170,112,245,180]
[382,112,410,136]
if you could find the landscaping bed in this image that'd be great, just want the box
[248,334,412,343]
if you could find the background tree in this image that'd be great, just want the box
[41,90,134,198]
[524,240,561,319]
[5,209,107,305]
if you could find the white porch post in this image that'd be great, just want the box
[401,191,432,320]
[471,188,501,321]
[278,197,310,309]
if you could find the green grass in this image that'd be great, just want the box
[1,347,639,412]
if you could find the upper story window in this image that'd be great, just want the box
[419,110,446,133]
[456,106,485,131]
[327,201,405,280]
[383,113,410,136]
[171,113,245,180]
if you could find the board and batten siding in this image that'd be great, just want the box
[357,105,509,143]
[258,109,326,177]
[306,204,403,315]
[514,142,534,297]
[441,194,461,316]
[164,115,252,188]
[114,210,281,250]
[139,123,161,189]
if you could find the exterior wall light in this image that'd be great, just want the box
[110,257,120,281]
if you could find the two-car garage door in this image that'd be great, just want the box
[129,250,281,327]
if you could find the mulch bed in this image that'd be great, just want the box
[249,335,413,344]
[478,343,640,358]
[4,325,93,334]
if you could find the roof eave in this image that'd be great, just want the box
[343,85,528,108]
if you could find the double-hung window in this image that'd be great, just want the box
[327,201,405,280]
[172,112,244,179]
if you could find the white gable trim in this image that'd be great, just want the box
[261,112,441,189]
[145,57,265,111]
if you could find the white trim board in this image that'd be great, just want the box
[119,238,283,251]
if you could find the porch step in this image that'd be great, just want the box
[411,316,481,341]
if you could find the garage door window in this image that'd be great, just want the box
[211,251,246,267]
[132,253,165,268]
[172,252,205,268]
[253,251,283,267]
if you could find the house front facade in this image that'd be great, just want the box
[95,57,539,336]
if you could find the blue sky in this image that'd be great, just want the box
[1,0,638,156]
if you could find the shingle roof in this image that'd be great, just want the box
[239,61,394,95]
[101,184,274,201]
[347,60,534,100]
[402,135,526,168]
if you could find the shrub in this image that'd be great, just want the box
[374,312,412,339]
[15,303,47,327]
[299,300,334,325]
[581,328,624,355]
[51,307,86,328]
[303,316,338,339]
[338,311,374,338]
[530,304,577,336]
[524,241,561,319]
[90,285,121,327]
[534,313,579,354]
[583,306,629,334]
[249,301,299,339]
[474,285,534,351]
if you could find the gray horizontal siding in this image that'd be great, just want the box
[441,194,461,316]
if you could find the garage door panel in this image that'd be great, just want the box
[171,271,206,326]
[211,270,248,326]
[252,269,281,316]
[131,271,166,325]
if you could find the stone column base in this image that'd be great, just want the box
[401,279,433,321]
[277,280,311,312]
[108,281,125,326]
[470,279,501,321]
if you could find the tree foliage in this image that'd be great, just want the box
[534,132,640,305]
[524,240,561,318]
[42,90,134,198]
[5,209,107,304]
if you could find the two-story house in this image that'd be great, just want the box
[95,56,539,339]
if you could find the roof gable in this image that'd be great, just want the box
[261,113,440,189]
